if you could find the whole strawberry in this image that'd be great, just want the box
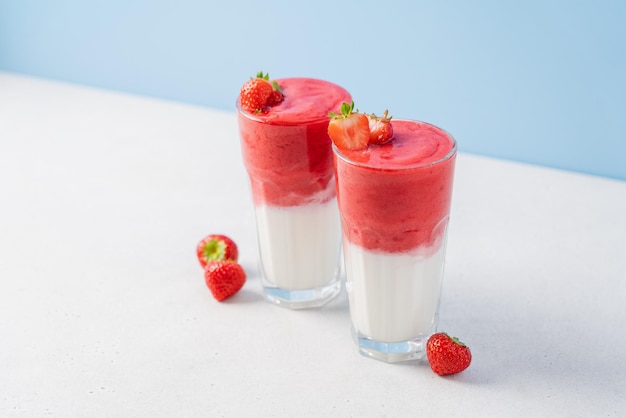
[426,333,472,376]
[204,261,246,301]
[197,234,239,268]
[368,109,394,145]
[239,72,283,114]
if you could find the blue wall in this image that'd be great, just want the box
[1,0,625,180]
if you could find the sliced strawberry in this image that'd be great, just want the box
[204,261,246,301]
[327,101,370,151]
[196,234,239,268]
[368,110,394,145]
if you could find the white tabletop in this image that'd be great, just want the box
[1,72,625,417]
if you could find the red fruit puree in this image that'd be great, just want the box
[334,120,456,253]
[237,78,351,207]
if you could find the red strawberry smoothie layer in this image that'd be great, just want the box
[237,78,351,207]
[334,120,456,253]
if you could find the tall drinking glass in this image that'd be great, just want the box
[333,120,457,361]
[237,78,351,309]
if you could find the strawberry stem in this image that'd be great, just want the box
[370,109,392,121]
[203,239,225,261]
[329,101,356,119]
[451,335,467,347]
[341,101,355,116]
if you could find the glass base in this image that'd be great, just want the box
[352,327,431,363]
[263,280,341,309]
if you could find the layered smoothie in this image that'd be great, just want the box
[333,120,456,361]
[237,78,351,308]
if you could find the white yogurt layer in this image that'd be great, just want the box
[254,200,341,290]
[344,243,446,343]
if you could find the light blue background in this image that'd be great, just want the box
[1,0,625,180]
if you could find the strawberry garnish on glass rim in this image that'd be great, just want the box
[239,72,284,114]
[368,109,394,145]
[327,101,370,151]
[266,81,284,106]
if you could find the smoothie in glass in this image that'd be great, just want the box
[237,77,351,308]
[333,119,456,361]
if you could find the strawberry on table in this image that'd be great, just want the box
[196,234,239,268]
[239,72,284,114]
[426,332,472,376]
[327,101,370,151]
[368,109,394,145]
[204,260,247,301]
